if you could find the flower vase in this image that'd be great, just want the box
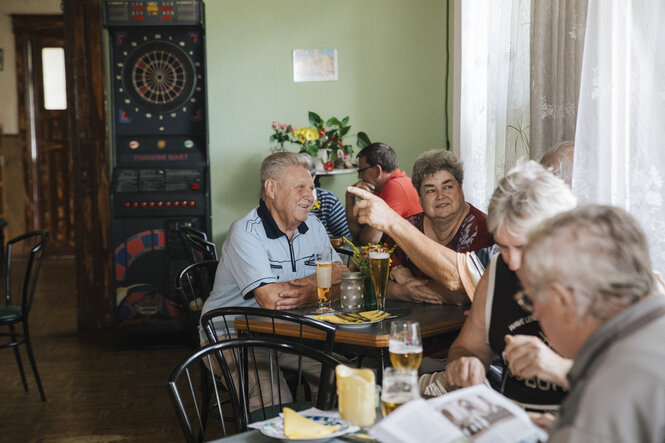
[317,149,330,171]
[364,275,377,310]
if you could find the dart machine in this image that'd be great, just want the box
[103,0,211,348]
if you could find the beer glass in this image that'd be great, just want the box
[380,367,419,417]
[389,321,423,370]
[311,247,334,314]
[369,246,390,311]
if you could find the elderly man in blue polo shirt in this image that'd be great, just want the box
[201,151,347,408]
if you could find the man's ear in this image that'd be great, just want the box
[550,282,577,320]
[265,178,276,200]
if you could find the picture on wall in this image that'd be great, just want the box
[292,49,338,82]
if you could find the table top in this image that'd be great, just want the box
[234,300,467,348]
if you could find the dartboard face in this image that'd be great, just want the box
[123,41,195,113]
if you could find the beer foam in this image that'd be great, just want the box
[369,251,390,259]
[389,341,423,353]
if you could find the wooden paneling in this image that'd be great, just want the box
[62,0,112,331]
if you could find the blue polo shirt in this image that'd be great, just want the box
[199,200,340,339]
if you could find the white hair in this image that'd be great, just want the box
[523,205,656,321]
[260,152,310,197]
[487,159,577,236]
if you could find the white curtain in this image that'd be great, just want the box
[573,0,665,274]
[530,0,587,160]
[459,0,531,211]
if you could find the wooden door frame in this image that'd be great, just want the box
[12,15,64,235]
[61,0,113,332]
[13,5,111,332]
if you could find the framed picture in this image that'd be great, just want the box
[292,49,338,82]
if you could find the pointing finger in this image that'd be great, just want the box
[347,186,378,201]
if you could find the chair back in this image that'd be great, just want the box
[179,225,208,241]
[183,232,218,263]
[200,307,337,427]
[167,338,341,442]
[177,260,218,347]
[5,231,48,317]
[200,306,336,354]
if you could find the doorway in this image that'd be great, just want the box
[13,15,74,255]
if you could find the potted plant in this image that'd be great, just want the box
[269,111,371,171]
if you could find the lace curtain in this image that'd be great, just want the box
[530,0,588,160]
[459,0,531,211]
[573,0,665,274]
[459,0,587,209]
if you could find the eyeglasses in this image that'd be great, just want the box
[357,165,373,173]
[514,290,534,313]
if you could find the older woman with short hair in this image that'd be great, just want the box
[426,160,578,412]
[386,149,493,305]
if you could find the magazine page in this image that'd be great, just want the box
[370,385,547,443]
[426,385,547,443]
[370,398,468,443]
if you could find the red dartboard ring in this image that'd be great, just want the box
[123,41,196,113]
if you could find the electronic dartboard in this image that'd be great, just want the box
[103,0,211,349]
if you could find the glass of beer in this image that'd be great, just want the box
[369,246,390,311]
[389,321,423,370]
[380,367,419,417]
[311,247,334,314]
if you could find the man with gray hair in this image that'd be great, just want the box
[202,151,347,316]
[200,152,348,408]
[520,205,665,442]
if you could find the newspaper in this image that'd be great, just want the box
[370,384,547,443]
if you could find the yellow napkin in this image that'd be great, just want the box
[283,408,340,439]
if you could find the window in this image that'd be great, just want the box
[42,47,67,110]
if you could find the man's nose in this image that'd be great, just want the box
[507,250,522,271]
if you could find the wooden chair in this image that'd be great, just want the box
[167,338,341,442]
[176,260,218,347]
[0,231,49,401]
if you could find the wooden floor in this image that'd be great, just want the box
[0,258,193,442]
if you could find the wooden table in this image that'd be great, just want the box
[234,300,467,381]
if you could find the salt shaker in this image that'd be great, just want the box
[340,272,364,312]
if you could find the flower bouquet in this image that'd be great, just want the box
[269,111,371,170]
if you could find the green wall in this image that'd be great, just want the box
[204,0,449,244]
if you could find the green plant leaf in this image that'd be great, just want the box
[308,111,323,128]
[327,117,341,127]
[341,116,350,125]
[339,126,351,137]
[357,131,371,148]
[305,144,319,157]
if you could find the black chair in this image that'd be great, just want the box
[200,307,337,423]
[176,260,218,347]
[183,232,218,263]
[167,338,341,442]
[0,231,48,401]
[179,225,209,241]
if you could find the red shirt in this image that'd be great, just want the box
[377,169,422,218]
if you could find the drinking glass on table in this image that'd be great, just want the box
[311,247,334,314]
[369,246,390,311]
[389,320,423,370]
[380,367,420,417]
